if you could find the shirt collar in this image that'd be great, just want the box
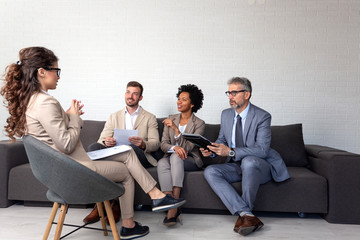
[125,105,141,115]
[41,89,50,96]
[234,102,250,119]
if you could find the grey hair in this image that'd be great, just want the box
[227,77,252,94]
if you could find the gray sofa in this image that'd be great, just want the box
[1,119,360,224]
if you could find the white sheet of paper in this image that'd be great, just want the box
[114,129,138,146]
[87,145,132,160]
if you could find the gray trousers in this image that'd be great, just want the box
[157,153,200,192]
[204,156,272,215]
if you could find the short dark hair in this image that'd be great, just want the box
[176,84,204,113]
[127,81,143,96]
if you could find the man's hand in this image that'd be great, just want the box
[174,146,187,160]
[199,147,213,157]
[104,136,116,147]
[207,143,231,157]
[128,136,146,149]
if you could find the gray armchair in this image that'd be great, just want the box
[23,135,125,240]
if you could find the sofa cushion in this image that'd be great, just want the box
[270,124,308,167]
[134,167,327,214]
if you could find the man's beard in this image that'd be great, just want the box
[230,101,239,108]
[230,101,243,110]
[126,99,138,107]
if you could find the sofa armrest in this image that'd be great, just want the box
[305,144,360,224]
[0,140,28,207]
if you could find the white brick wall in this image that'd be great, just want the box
[1,0,359,154]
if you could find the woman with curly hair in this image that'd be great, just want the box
[157,84,205,226]
[1,47,185,239]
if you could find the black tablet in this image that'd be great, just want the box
[182,133,212,150]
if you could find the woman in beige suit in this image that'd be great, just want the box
[157,84,205,226]
[1,47,185,240]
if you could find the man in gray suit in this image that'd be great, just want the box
[200,77,290,236]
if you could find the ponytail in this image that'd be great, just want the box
[1,47,58,141]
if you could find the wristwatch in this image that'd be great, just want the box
[229,148,235,157]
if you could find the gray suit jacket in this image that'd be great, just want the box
[216,103,290,182]
[161,113,205,168]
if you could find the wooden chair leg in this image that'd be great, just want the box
[54,204,68,240]
[43,202,59,240]
[97,202,108,236]
[104,200,120,240]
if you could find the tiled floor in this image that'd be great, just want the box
[0,203,359,240]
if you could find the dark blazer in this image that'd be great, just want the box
[161,113,205,168]
[216,103,290,182]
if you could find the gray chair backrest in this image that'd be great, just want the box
[23,135,124,204]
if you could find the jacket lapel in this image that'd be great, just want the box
[133,107,144,130]
[119,109,126,129]
[243,104,254,146]
[226,109,235,146]
[184,113,196,134]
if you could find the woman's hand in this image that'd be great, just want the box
[174,146,187,160]
[163,118,180,136]
[66,99,84,116]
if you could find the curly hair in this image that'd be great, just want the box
[0,47,58,141]
[176,84,204,113]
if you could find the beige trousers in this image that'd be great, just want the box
[93,149,156,219]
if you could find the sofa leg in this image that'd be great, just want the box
[298,212,307,218]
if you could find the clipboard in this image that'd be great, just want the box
[182,133,212,150]
[87,145,132,160]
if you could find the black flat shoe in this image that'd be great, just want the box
[163,208,182,227]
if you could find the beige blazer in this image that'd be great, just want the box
[160,113,205,168]
[97,107,160,166]
[25,92,96,171]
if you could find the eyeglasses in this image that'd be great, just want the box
[225,90,247,97]
[42,67,61,77]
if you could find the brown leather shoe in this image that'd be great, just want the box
[233,215,264,236]
[83,205,100,224]
[105,200,120,225]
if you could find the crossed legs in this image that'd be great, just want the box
[94,149,166,228]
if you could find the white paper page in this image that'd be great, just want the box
[87,145,132,160]
[114,129,138,146]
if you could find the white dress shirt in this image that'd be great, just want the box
[125,106,140,130]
